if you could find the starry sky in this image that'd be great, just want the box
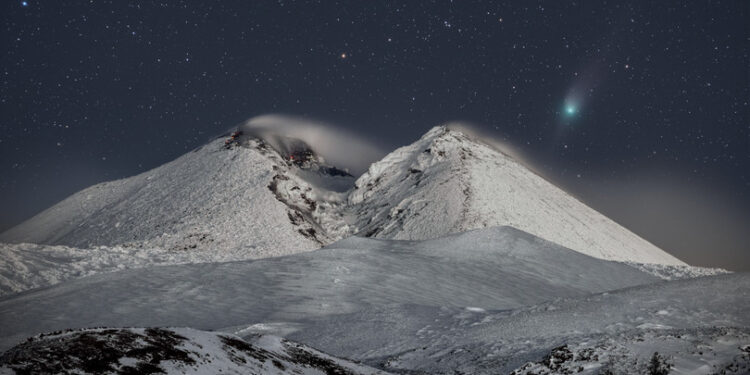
[1,1,748,269]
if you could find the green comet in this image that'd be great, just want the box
[565,105,577,115]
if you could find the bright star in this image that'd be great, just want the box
[21,1,28,6]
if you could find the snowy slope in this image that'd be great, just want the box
[0,327,389,375]
[349,126,684,265]
[0,242,232,296]
[0,227,658,351]
[509,328,750,375]
[0,134,354,259]
[1,229,718,297]
[275,273,750,374]
[0,231,746,374]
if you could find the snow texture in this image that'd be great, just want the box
[0,242,228,296]
[624,261,729,281]
[509,328,750,375]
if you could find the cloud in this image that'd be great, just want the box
[237,114,387,175]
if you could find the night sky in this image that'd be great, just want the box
[2,1,748,269]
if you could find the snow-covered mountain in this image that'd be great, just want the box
[1,122,683,265]
[0,129,355,259]
[349,126,683,265]
[1,118,746,374]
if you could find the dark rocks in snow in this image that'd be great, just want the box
[321,165,353,177]
[301,193,317,211]
[268,173,325,244]
[647,352,672,375]
[299,227,318,239]
[0,328,388,375]
[288,210,305,226]
[220,335,273,365]
[224,130,244,149]
[543,345,574,370]
[509,327,750,375]
[285,344,359,375]
[170,232,214,251]
[0,328,195,375]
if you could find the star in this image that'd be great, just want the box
[21,1,28,6]
[340,52,347,59]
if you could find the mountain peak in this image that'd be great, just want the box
[233,127,317,164]
[348,124,684,265]
[415,124,478,145]
[0,130,355,258]
[235,114,385,176]
[419,125,452,139]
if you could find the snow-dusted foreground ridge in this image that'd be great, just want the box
[0,234,722,297]
[0,327,388,375]
[0,229,747,374]
[1,122,684,266]
[0,227,659,351]
[349,272,750,374]
[0,242,233,296]
[509,328,750,375]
